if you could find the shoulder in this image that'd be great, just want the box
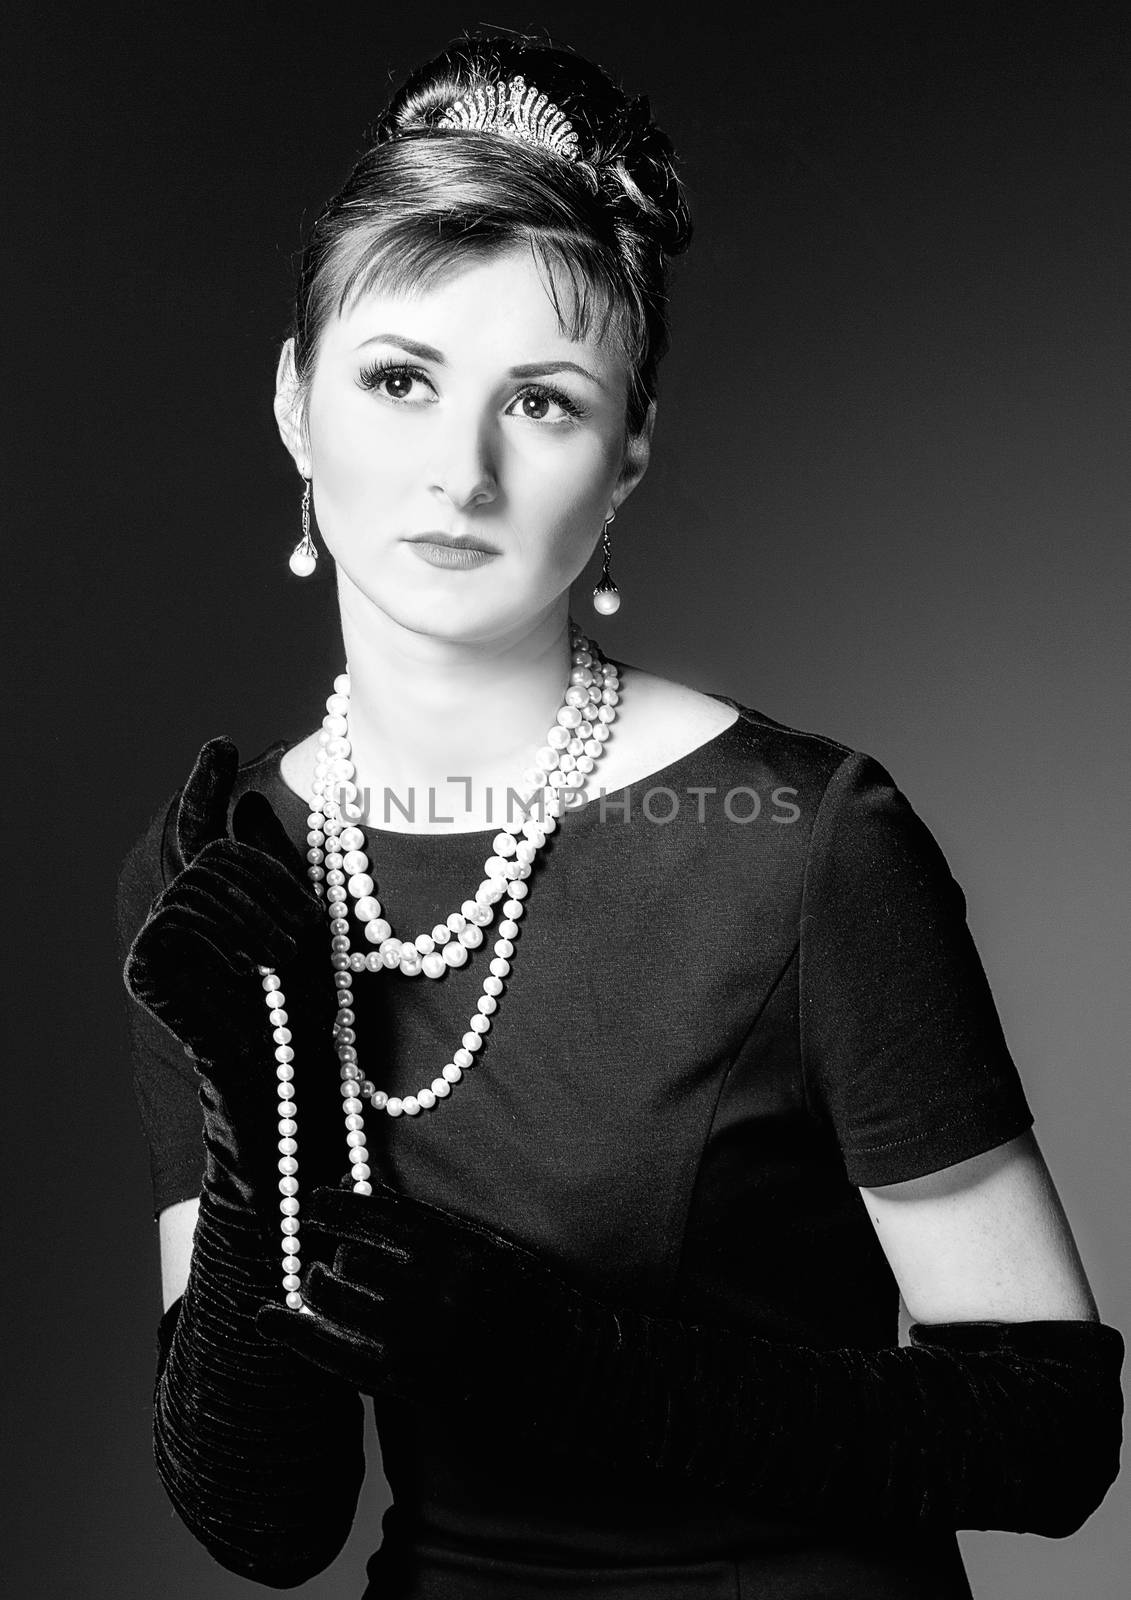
[613,662,863,800]
[608,665,738,775]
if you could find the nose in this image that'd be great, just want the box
[428,407,499,512]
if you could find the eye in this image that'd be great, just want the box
[507,384,585,424]
[357,361,434,402]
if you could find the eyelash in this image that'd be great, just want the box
[356,359,587,421]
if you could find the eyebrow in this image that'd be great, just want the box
[353,333,606,390]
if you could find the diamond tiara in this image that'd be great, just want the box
[437,74,581,163]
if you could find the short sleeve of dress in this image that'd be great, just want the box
[114,791,206,1219]
[799,748,1034,1187]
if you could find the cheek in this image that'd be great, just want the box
[519,438,619,545]
[307,401,422,541]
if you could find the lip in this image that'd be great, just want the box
[407,539,499,570]
[404,532,501,554]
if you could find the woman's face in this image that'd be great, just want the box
[276,247,651,644]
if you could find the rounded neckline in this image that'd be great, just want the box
[265,694,746,843]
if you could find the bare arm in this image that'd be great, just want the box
[158,1197,199,1312]
[860,1128,1100,1325]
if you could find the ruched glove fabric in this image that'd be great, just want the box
[260,1176,1124,1539]
[123,737,365,1587]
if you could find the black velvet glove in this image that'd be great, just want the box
[123,736,365,1588]
[259,1177,1125,1539]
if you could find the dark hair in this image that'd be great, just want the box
[290,31,692,440]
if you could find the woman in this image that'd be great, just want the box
[115,30,1123,1600]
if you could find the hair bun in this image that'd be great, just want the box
[587,92,693,257]
[371,34,692,258]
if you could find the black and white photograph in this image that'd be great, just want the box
[8,3,1129,1596]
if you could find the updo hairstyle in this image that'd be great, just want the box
[290,32,693,441]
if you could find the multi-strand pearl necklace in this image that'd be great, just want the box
[259,624,620,1308]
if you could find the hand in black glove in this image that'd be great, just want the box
[125,733,334,1071]
[256,1177,605,1413]
[257,1177,1124,1538]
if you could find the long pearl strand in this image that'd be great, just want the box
[260,624,620,1308]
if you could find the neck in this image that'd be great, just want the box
[334,575,588,830]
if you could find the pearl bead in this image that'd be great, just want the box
[422,953,447,978]
[289,550,316,577]
[593,588,621,615]
[442,942,468,968]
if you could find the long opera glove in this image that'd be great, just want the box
[124,738,365,1585]
[259,1178,1124,1538]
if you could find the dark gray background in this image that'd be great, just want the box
[8,1,1128,1594]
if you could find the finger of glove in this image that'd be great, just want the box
[146,871,299,973]
[327,1239,414,1297]
[301,1259,394,1326]
[181,837,320,942]
[125,912,260,1012]
[176,737,239,865]
[192,836,324,939]
[231,789,310,880]
[304,1180,542,1279]
[255,1301,414,1401]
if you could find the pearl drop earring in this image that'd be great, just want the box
[592,510,620,615]
[289,478,318,577]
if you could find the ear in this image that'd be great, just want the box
[611,400,656,514]
[273,339,311,475]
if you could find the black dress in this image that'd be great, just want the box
[115,694,1035,1599]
